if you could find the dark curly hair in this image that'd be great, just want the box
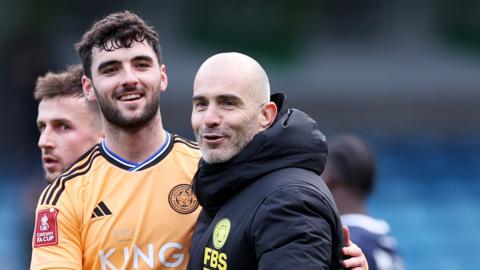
[75,10,162,78]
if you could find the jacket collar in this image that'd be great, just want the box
[193,93,327,216]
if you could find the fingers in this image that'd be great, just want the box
[343,242,369,270]
[342,256,369,270]
[343,242,362,257]
[343,225,352,246]
[342,256,367,269]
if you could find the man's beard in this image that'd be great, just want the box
[197,120,258,164]
[94,86,160,131]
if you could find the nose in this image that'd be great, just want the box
[203,105,222,128]
[120,66,139,88]
[38,127,55,149]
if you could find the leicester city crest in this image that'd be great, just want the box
[212,218,231,249]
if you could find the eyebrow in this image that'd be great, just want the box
[217,94,241,102]
[96,55,155,72]
[192,94,243,103]
[37,117,72,125]
[192,94,205,102]
[132,55,154,63]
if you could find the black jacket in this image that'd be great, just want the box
[188,94,346,270]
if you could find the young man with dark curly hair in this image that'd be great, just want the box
[31,11,201,269]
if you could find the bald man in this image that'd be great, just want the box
[188,52,362,270]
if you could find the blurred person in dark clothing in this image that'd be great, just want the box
[188,52,367,270]
[35,64,103,183]
[322,134,405,270]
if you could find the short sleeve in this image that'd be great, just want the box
[30,184,83,270]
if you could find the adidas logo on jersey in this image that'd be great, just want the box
[91,201,112,218]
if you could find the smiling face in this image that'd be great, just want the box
[192,80,262,163]
[82,40,167,131]
[191,53,277,164]
[37,96,102,182]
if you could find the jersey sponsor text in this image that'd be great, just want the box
[99,242,185,269]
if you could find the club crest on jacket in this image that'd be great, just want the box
[213,218,231,249]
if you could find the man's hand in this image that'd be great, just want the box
[342,225,368,270]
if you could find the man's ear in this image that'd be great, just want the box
[159,64,168,92]
[82,75,97,101]
[259,102,278,130]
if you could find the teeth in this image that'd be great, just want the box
[119,94,141,101]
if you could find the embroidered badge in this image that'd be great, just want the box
[34,208,59,247]
[213,218,231,249]
[168,184,199,214]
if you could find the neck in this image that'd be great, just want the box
[331,188,367,215]
[103,113,165,163]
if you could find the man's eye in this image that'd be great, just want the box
[59,124,70,131]
[38,125,45,133]
[222,101,236,108]
[102,67,117,74]
[136,62,150,69]
[194,102,207,110]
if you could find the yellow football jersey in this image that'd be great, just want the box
[31,132,201,270]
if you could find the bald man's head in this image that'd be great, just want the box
[194,52,270,106]
[191,52,277,164]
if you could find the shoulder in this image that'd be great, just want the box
[250,168,338,220]
[341,214,392,236]
[342,214,401,254]
[258,182,336,218]
[170,134,201,160]
[254,167,334,204]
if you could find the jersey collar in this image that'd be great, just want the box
[100,131,173,171]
